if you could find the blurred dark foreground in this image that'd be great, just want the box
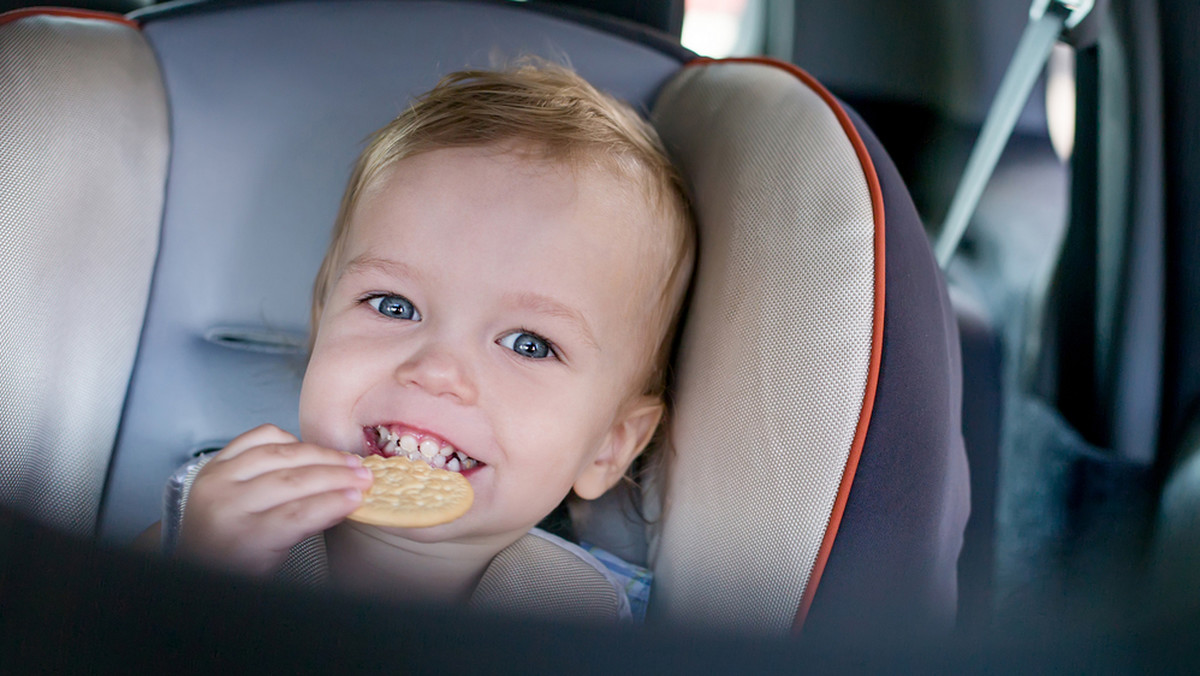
[1,507,1197,675]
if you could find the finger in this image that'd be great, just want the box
[251,487,366,547]
[212,424,300,462]
[213,442,365,483]
[233,463,373,514]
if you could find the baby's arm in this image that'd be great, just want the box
[176,424,372,576]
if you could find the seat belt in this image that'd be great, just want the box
[933,0,1096,268]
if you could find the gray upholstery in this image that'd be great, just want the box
[99,0,686,542]
[649,61,880,634]
[0,12,167,536]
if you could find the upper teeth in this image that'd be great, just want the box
[419,439,439,458]
[374,425,476,473]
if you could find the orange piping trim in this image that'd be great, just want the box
[681,56,886,633]
[0,6,139,29]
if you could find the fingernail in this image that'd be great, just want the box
[355,467,373,480]
[344,454,363,467]
[344,488,362,501]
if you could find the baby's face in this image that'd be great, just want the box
[299,145,663,547]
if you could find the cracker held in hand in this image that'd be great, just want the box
[348,455,474,528]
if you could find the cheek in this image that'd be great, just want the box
[298,338,366,443]
[297,356,333,443]
[490,380,618,471]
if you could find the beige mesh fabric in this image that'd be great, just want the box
[275,534,331,588]
[470,532,626,621]
[648,62,878,634]
[0,14,167,535]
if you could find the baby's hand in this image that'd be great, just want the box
[176,424,372,576]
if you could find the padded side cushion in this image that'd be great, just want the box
[803,105,969,639]
[470,530,628,621]
[649,59,881,634]
[0,11,167,535]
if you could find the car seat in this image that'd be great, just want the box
[783,0,1079,627]
[0,0,967,637]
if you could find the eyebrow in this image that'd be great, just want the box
[339,254,427,284]
[505,291,600,353]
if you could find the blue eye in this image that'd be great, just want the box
[499,331,554,359]
[367,294,420,321]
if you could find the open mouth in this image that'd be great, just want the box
[364,425,481,474]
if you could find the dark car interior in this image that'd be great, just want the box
[3,0,1200,670]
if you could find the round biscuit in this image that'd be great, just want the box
[347,455,474,528]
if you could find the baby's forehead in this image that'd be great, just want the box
[359,152,655,288]
[349,142,673,275]
[359,143,661,232]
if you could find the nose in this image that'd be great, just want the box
[393,343,479,405]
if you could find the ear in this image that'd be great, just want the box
[573,396,664,500]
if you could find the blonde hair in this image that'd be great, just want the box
[311,61,694,400]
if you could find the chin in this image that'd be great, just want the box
[375,522,458,542]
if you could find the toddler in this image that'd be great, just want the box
[167,63,694,620]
